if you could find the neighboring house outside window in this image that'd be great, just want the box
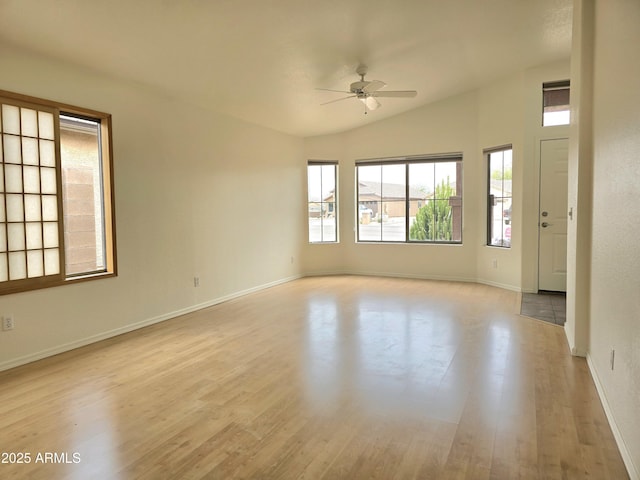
[0,90,117,295]
[356,154,462,243]
[486,145,513,248]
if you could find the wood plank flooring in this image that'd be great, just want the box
[0,276,628,479]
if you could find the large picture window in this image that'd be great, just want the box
[356,154,462,243]
[486,146,512,248]
[0,90,116,295]
[307,161,337,243]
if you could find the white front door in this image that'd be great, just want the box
[538,138,568,292]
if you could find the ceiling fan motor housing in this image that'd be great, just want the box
[350,81,369,93]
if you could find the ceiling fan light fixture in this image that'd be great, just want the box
[360,95,380,110]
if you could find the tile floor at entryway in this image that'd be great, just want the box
[520,291,566,326]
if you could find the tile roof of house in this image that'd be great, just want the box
[358,181,426,200]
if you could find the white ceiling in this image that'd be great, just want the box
[0,0,573,137]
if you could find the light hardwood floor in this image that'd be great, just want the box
[0,276,628,479]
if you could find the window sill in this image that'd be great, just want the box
[65,271,117,284]
[356,241,463,246]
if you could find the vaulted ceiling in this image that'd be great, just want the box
[0,0,573,137]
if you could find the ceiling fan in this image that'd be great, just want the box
[317,65,417,113]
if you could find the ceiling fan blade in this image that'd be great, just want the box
[370,90,417,98]
[321,95,356,105]
[315,88,352,94]
[362,80,386,94]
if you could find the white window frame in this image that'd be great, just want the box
[486,145,513,248]
[542,80,570,127]
[307,161,338,243]
[355,153,463,244]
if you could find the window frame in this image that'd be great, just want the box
[485,145,513,248]
[0,89,117,296]
[307,160,338,244]
[355,153,463,244]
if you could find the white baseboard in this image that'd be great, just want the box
[302,269,349,277]
[586,354,639,480]
[347,269,477,284]
[563,323,588,357]
[476,278,521,292]
[307,271,522,294]
[0,274,302,373]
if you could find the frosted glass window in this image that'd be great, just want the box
[42,195,57,221]
[38,111,54,140]
[44,248,59,275]
[0,254,7,282]
[40,140,55,167]
[5,164,23,192]
[3,134,21,164]
[24,195,42,221]
[6,194,24,223]
[27,250,44,278]
[1,100,62,286]
[2,105,20,135]
[7,224,25,251]
[43,222,58,248]
[26,223,43,250]
[23,166,40,193]
[22,137,39,165]
[21,108,38,137]
[40,167,57,194]
[9,251,27,280]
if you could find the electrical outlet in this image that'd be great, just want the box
[492,259,498,269]
[2,315,15,331]
[194,277,200,287]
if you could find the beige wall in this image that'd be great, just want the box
[587,0,640,477]
[0,44,305,369]
[475,72,525,290]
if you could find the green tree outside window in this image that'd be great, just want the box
[410,179,455,241]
